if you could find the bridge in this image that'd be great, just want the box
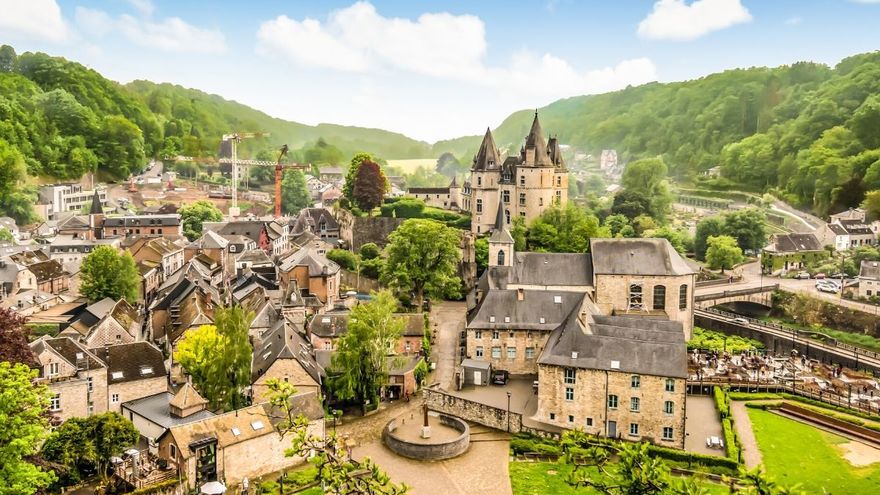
[694,284,778,309]
[695,307,880,374]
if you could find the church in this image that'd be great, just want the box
[461,112,569,234]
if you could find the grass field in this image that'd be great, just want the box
[748,408,880,493]
[509,461,728,495]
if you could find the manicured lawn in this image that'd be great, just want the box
[748,408,880,493]
[509,461,728,495]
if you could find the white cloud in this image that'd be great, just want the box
[256,1,655,104]
[127,0,155,17]
[0,0,69,42]
[638,0,752,41]
[784,16,802,26]
[74,8,226,54]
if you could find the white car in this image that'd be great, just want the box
[816,284,838,294]
[731,317,750,327]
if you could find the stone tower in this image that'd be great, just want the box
[89,189,104,239]
[488,199,514,267]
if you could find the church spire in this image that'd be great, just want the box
[89,189,103,215]
[473,127,500,171]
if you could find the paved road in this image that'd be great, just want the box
[430,301,466,390]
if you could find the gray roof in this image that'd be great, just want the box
[590,238,693,276]
[524,112,551,166]
[261,391,324,424]
[102,215,180,227]
[767,233,823,253]
[468,290,584,330]
[473,128,501,171]
[89,342,166,385]
[837,219,875,235]
[538,313,687,378]
[489,200,514,244]
[309,311,423,338]
[508,252,592,288]
[279,248,340,276]
[860,260,880,280]
[252,318,322,383]
[122,392,215,429]
[826,224,848,235]
[291,208,339,236]
[460,358,491,370]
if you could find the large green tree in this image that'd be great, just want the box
[175,306,254,411]
[79,246,139,303]
[329,290,404,408]
[620,157,674,221]
[527,204,608,253]
[281,169,311,214]
[381,219,461,308]
[706,235,744,273]
[0,362,55,495]
[179,199,223,241]
[42,413,139,484]
[694,216,726,261]
[0,139,36,224]
[94,115,145,179]
[343,152,375,202]
[722,207,768,253]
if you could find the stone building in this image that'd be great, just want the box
[128,237,185,279]
[250,318,323,403]
[61,298,142,347]
[102,214,182,238]
[89,342,167,413]
[30,336,108,423]
[406,177,462,211]
[761,233,827,274]
[858,260,880,299]
[462,112,568,234]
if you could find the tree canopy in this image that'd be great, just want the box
[41,413,139,484]
[382,219,462,308]
[527,204,608,252]
[281,169,311,214]
[0,308,36,367]
[706,235,744,273]
[179,199,223,241]
[352,159,387,214]
[79,246,140,303]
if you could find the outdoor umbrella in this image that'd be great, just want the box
[200,481,227,495]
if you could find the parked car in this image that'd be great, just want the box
[731,317,750,327]
[492,369,509,385]
[817,284,838,294]
[795,271,811,280]
[814,273,826,279]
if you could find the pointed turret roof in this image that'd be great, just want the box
[449,175,458,188]
[489,200,514,244]
[473,127,501,171]
[89,189,103,215]
[524,111,551,166]
[548,136,566,168]
[170,382,208,411]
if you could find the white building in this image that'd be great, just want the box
[38,184,108,220]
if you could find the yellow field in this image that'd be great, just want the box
[386,159,437,174]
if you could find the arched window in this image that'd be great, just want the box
[679,285,688,310]
[653,285,666,310]
[497,249,505,266]
[628,284,643,310]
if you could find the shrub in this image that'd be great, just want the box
[728,392,782,401]
[358,257,384,279]
[713,386,730,418]
[722,418,739,462]
[359,242,381,260]
[327,249,358,271]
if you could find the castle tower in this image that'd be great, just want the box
[469,128,501,235]
[488,199,514,267]
[449,176,462,211]
[88,189,104,239]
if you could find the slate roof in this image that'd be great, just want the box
[473,128,501,171]
[590,238,693,276]
[309,311,423,338]
[481,252,593,291]
[766,233,823,253]
[160,404,276,458]
[187,230,229,250]
[489,201,514,244]
[32,336,105,371]
[409,187,450,194]
[261,391,325,425]
[102,215,181,228]
[837,219,875,235]
[538,313,687,378]
[290,208,339,236]
[860,260,880,280]
[29,260,68,282]
[122,392,215,429]
[89,342,165,385]
[468,290,585,330]
[524,112,551,166]
[169,382,208,410]
[252,318,322,383]
[278,248,340,276]
[547,136,566,168]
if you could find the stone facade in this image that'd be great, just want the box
[466,329,547,375]
[107,376,167,413]
[335,207,404,250]
[535,366,686,448]
[33,343,109,423]
[252,358,321,404]
[593,273,695,339]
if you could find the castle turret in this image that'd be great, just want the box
[89,189,104,239]
[523,111,550,166]
[488,199,514,267]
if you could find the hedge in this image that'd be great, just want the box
[729,391,880,423]
[130,479,180,495]
[713,386,730,418]
[721,418,740,462]
[728,392,782,401]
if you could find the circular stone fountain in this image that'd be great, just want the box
[382,406,470,461]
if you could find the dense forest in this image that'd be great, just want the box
[0,45,432,222]
[436,51,880,217]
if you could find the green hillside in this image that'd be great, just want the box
[437,51,880,216]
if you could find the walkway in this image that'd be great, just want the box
[431,301,466,390]
[684,396,725,457]
[730,401,762,468]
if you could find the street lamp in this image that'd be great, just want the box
[506,391,512,433]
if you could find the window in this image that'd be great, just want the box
[476,199,483,213]
[492,346,501,359]
[477,176,482,186]
[502,190,510,203]
[631,375,641,388]
[476,346,484,358]
[489,316,496,323]
[679,285,688,310]
[568,415,574,423]
[664,401,674,415]
[492,330,500,339]
[539,197,543,206]
[519,193,526,206]
[50,393,60,411]
[230,245,237,252]
[405,342,412,353]
[608,395,618,409]
[170,444,177,459]
[475,330,482,339]
[507,347,516,359]
[232,427,241,437]
[564,368,576,384]
[87,377,93,392]
[520,175,525,186]
[505,210,510,225]
[556,176,562,187]
[111,371,124,380]
[47,362,59,376]
[112,394,119,403]
[565,388,574,401]
[662,427,674,441]
[628,284,643,310]
[324,341,332,350]
[653,285,666,310]
[505,318,511,325]
[497,250,505,265]
[555,190,561,204]
[525,347,535,359]
[630,397,640,412]
[665,379,675,392]
[586,417,593,427]
[549,413,556,421]
[629,423,640,437]
[251,420,265,430]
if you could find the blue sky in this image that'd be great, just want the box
[1,0,879,143]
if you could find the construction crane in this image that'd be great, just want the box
[221,132,268,218]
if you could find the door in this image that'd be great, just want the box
[608,421,617,438]
[473,370,482,385]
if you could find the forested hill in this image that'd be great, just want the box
[435,51,880,217]
[0,45,430,188]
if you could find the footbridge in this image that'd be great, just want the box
[694,284,778,309]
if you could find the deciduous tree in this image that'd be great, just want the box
[42,413,139,484]
[79,246,139,303]
[694,216,726,261]
[179,199,223,241]
[382,219,461,308]
[343,152,374,202]
[352,160,387,214]
[527,204,608,253]
[706,235,744,273]
[0,308,36,367]
[281,169,311,214]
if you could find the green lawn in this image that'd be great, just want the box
[509,461,728,495]
[748,408,880,493]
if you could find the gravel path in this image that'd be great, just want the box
[731,401,762,468]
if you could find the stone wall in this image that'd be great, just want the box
[339,268,383,293]
[593,273,695,339]
[382,414,470,460]
[465,328,550,375]
[335,208,404,250]
[424,387,522,433]
[109,376,167,413]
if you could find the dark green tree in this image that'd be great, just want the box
[382,219,461,308]
[281,169,311,214]
[179,199,223,241]
[79,246,140,302]
[352,160,387,214]
[343,152,374,203]
[694,216,726,261]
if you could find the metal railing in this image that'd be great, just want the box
[687,380,880,416]
[695,284,779,302]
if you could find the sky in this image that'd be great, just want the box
[1,0,880,143]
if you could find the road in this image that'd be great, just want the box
[696,261,880,315]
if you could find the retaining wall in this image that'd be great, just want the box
[383,414,470,460]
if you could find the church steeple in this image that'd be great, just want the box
[523,111,551,166]
[488,198,514,267]
[89,189,103,215]
[89,189,104,239]
[473,127,500,171]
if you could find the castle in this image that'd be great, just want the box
[462,112,569,234]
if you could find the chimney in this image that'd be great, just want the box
[517,288,524,301]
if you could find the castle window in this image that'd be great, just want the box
[564,368,576,384]
[476,199,483,213]
[497,250,505,266]
[565,388,574,401]
[663,427,674,441]
[520,175,525,186]
[477,176,482,186]
[539,197,543,206]
[505,210,510,224]
[503,190,510,203]
[519,193,526,206]
[475,330,482,339]
[507,347,516,359]
[556,176,562,187]
[525,347,535,359]
[653,285,666,311]
[631,375,641,388]
[630,397,640,412]
[608,395,618,409]
[664,401,674,415]
[555,190,561,204]
[665,379,675,392]
[628,284,643,310]
[502,170,511,181]
[679,285,688,310]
